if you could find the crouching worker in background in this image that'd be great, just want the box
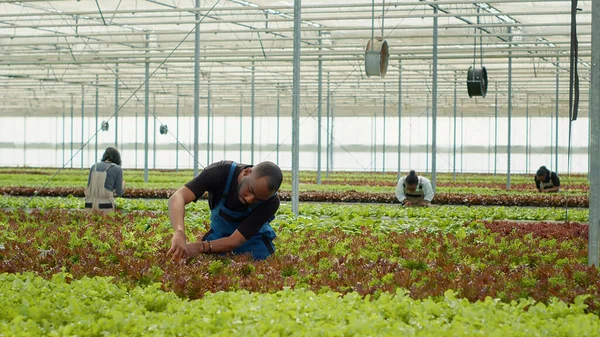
[167,160,283,262]
[84,147,125,212]
[396,170,434,207]
[535,165,560,193]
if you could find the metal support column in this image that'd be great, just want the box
[397,61,402,180]
[507,26,513,190]
[277,91,280,165]
[153,94,156,169]
[494,83,498,176]
[460,109,464,173]
[95,74,99,162]
[223,116,227,159]
[330,96,334,171]
[207,76,211,165]
[135,109,138,169]
[81,85,84,169]
[23,116,26,166]
[62,110,65,166]
[426,94,429,173]
[144,34,150,182]
[251,61,256,163]
[408,117,412,168]
[431,5,438,189]
[326,73,330,177]
[211,102,214,163]
[70,94,74,168]
[176,85,180,172]
[373,111,377,171]
[317,31,323,184]
[240,97,243,162]
[589,0,600,266]
[193,0,201,177]
[383,83,387,173]
[551,109,554,168]
[291,0,301,215]
[526,95,530,174]
[115,64,119,147]
[590,80,592,177]
[453,72,457,181]
[55,116,59,166]
[488,116,492,173]
[448,112,451,172]
[555,58,560,172]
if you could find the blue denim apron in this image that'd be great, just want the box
[203,162,276,260]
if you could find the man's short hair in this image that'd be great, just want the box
[253,161,283,192]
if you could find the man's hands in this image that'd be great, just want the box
[167,230,189,262]
[418,200,431,207]
[167,187,198,263]
[403,200,413,206]
[186,242,205,260]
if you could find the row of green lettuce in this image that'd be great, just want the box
[0,200,487,237]
[2,273,598,337]
[3,175,583,195]
[1,195,589,223]
[3,167,586,184]
[0,168,588,195]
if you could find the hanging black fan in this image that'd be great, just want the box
[466,7,488,98]
[101,121,109,131]
[159,124,168,135]
[467,66,487,98]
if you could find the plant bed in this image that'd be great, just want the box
[1,210,599,314]
[2,272,598,336]
[0,186,590,207]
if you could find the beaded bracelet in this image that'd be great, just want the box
[207,241,213,253]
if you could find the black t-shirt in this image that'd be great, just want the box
[534,171,560,190]
[185,160,280,240]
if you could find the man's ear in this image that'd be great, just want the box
[241,167,252,177]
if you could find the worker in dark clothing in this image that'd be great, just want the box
[84,147,125,211]
[167,160,283,261]
[534,165,560,193]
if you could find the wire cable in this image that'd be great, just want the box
[18,0,222,210]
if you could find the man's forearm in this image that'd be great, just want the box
[190,238,237,254]
[168,195,186,233]
[191,230,247,255]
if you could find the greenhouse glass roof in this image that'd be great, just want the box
[0,0,592,118]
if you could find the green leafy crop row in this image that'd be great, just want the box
[1,210,598,314]
[0,195,590,223]
[0,168,588,195]
[1,272,598,337]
